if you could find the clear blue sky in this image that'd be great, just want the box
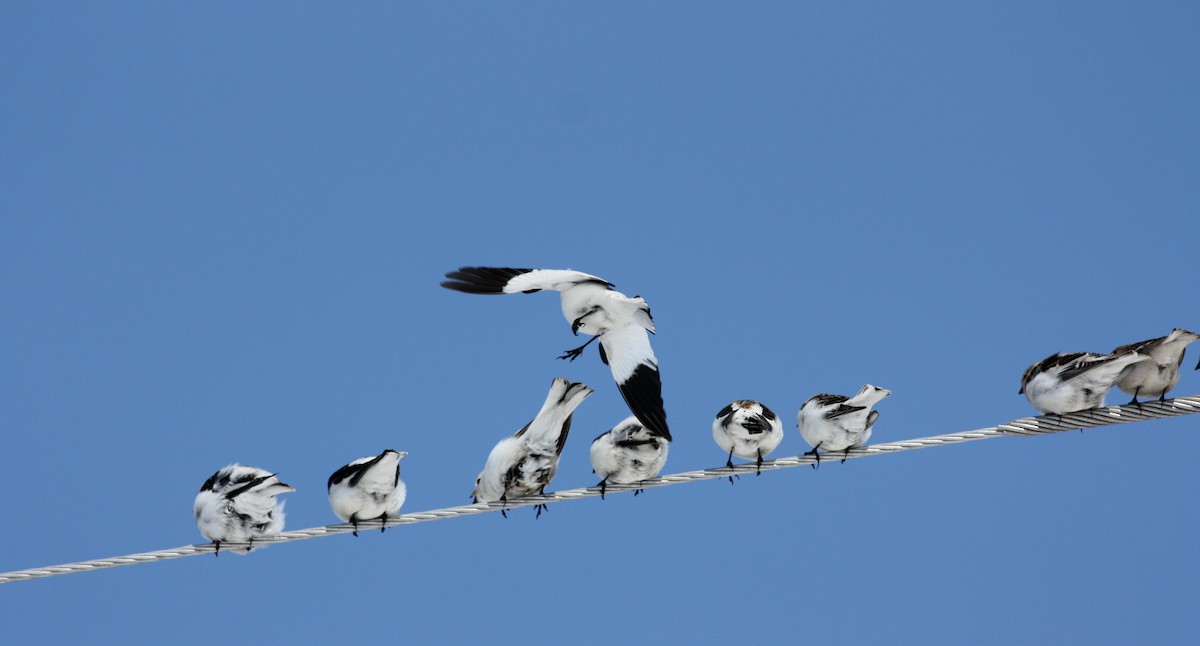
[3,2,1199,644]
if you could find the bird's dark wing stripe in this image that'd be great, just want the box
[440,267,534,294]
[1113,336,1162,356]
[347,452,390,488]
[1058,356,1118,382]
[825,404,866,420]
[865,410,880,431]
[759,404,778,422]
[618,363,671,441]
[328,461,367,490]
[809,394,849,407]
[199,470,222,493]
[512,420,533,439]
[615,438,659,448]
[224,474,274,500]
[555,415,573,456]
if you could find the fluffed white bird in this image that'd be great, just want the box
[797,384,891,467]
[442,267,670,441]
[1111,328,1199,405]
[473,378,593,518]
[194,464,294,555]
[589,415,669,499]
[712,400,783,480]
[328,449,408,536]
[1019,351,1150,415]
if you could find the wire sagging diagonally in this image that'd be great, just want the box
[2,395,1198,585]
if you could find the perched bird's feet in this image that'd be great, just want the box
[804,448,821,470]
[212,541,221,557]
[756,452,764,476]
[534,503,548,519]
[842,448,852,464]
[634,489,643,496]
[379,513,387,534]
[596,478,608,500]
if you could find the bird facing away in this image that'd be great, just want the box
[590,415,670,499]
[194,464,295,555]
[441,267,670,442]
[328,449,408,537]
[797,384,891,467]
[473,378,594,518]
[1019,351,1150,415]
[712,400,783,479]
[1111,328,1199,405]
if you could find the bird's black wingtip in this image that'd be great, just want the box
[440,267,533,294]
[618,363,671,442]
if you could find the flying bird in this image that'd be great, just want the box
[590,415,669,499]
[194,464,294,555]
[1111,328,1199,405]
[712,400,783,480]
[1019,351,1149,415]
[473,378,594,518]
[442,267,670,441]
[328,449,408,536]
[797,384,891,467]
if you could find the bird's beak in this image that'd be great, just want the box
[397,451,409,459]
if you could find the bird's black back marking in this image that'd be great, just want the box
[513,420,534,439]
[760,405,778,422]
[440,267,534,294]
[617,363,671,441]
[598,343,608,366]
[865,410,880,431]
[715,403,735,421]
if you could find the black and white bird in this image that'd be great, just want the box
[1019,351,1150,415]
[328,449,408,537]
[194,464,294,555]
[797,384,891,467]
[712,400,783,479]
[472,378,594,518]
[442,267,670,441]
[1111,328,1199,405]
[589,415,670,499]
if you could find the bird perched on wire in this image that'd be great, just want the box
[1019,351,1149,415]
[328,449,408,537]
[441,267,670,442]
[194,464,294,555]
[1111,328,1199,406]
[797,384,891,467]
[590,415,670,499]
[473,378,594,518]
[712,400,783,480]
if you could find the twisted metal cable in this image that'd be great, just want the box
[3,395,1198,585]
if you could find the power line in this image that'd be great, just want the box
[2,395,1198,585]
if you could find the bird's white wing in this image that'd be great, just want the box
[442,267,612,294]
[599,324,670,441]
